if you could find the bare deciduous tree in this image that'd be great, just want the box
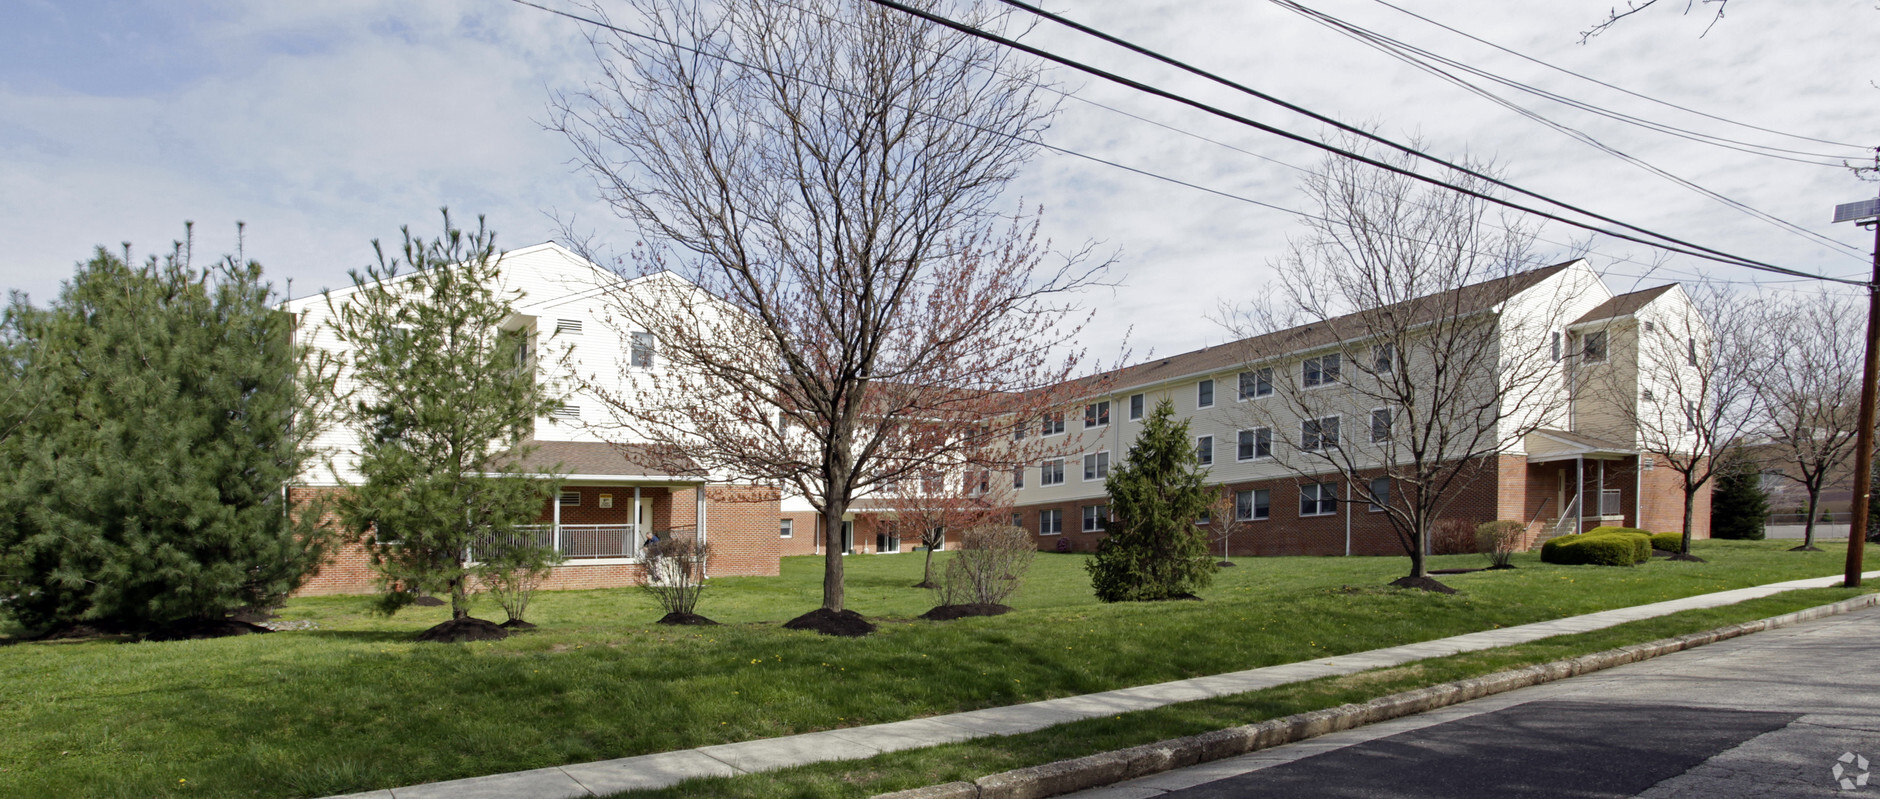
[549,0,1104,620]
[933,524,1035,608]
[1752,290,1864,551]
[880,468,1018,589]
[1225,138,1574,589]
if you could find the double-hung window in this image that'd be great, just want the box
[1238,368,1272,400]
[1237,428,1271,461]
[1040,508,1063,535]
[1300,482,1338,516]
[779,519,794,538]
[1082,505,1109,532]
[1373,343,1394,374]
[1301,416,1340,451]
[1197,379,1215,408]
[1583,331,1608,362]
[1303,353,1341,387]
[1195,435,1214,466]
[630,331,656,367]
[1040,459,1065,486]
[1085,401,1110,428]
[1013,466,1026,489]
[1370,408,1392,444]
[1083,451,1110,481]
[1129,393,1145,420]
[1368,477,1390,512]
[1235,489,1270,521]
[1042,412,1065,436]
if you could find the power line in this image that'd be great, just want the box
[867,0,1862,285]
[1363,0,1872,153]
[1273,0,1866,260]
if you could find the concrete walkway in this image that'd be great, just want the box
[329,571,1880,799]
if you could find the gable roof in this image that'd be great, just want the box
[499,440,702,480]
[1084,260,1579,395]
[1572,284,1677,326]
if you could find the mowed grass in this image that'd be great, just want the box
[0,539,1858,798]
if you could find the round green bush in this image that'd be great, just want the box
[1541,534,1647,566]
[1650,532,1685,552]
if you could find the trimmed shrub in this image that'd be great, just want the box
[1541,534,1643,566]
[1585,525,1649,537]
[1650,532,1684,552]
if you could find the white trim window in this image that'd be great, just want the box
[1301,416,1340,451]
[1237,428,1271,461]
[1237,368,1272,400]
[1013,466,1026,489]
[779,518,794,538]
[1582,331,1608,362]
[1085,400,1111,428]
[1129,393,1145,421]
[1040,508,1064,535]
[630,331,656,368]
[1368,477,1390,512]
[1197,378,1215,408]
[1083,451,1110,481]
[1235,488,1270,521]
[1082,504,1109,532]
[1195,434,1214,466]
[1370,408,1392,444]
[1373,343,1395,374]
[1303,353,1341,387]
[1551,331,1563,362]
[1300,482,1338,516]
[1041,458,1065,486]
[1042,412,1065,436]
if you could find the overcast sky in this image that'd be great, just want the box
[2,0,1874,363]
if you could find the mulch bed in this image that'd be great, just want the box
[1428,567,1482,575]
[146,619,273,642]
[783,608,877,637]
[1389,575,1459,594]
[1789,544,1824,552]
[1666,552,1708,562]
[410,596,447,607]
[656,612,720,626]
[415,617,509,643]
[498,619,539,631]
[920,603,1012,621]
[1217,561,1238,568]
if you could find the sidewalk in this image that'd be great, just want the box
[330,571,1880,799]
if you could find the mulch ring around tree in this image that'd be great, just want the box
[1665,552,1708,562]
[656,612,720,626]
[1428,567,1482,575]
[1389,575,1459,594]
[145,619,273,642]
[415,617,509,643]
[499,619,539,631]
[1789,544,1824,552]
[409,595,447,607]
[920,603,1012,621]
[1217,561,1237,567]
[783,608,877,637]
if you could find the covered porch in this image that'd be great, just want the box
[507,440,708,564]
[1525,429,1642,543]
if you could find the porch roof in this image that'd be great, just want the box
[1526,428,1637,463]
[499,440,705,484]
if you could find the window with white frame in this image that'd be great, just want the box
[1238,368,1272,400]
[1373,343,1395,373]
[1303,353,1341,387]
[1551,331,1562,362]
[1195,434,1214,466]
[1687,337,1698,366]
[779,518,794,538]
[1040,508,1063,535]
[1197,378,1215,408]
[1300,482,1338,516]
[1237,428,1271,461]
[1129,393,1145,420]
[1583,331,1608,362]
[1368,477,1390,512]
[1041,458,1065,485]
[1235,488,1270,521]
[1642,387,1655,402]
[1013,466,1025,489]
[1082,504,1109,532]
[630,331,656,367]
[1301,416,1340,451]
[1085,400,1110,428]
[1370,408,1392,443]
[1642,320,1656,333]
[1042,412,1065,436]
[1083,451,1110,481]
[1011,513,1023,528]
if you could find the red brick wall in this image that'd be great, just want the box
[698,485,786,577]
[779,511,821,556]
[1637,453,1711,537]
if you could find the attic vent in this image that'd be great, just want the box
[1642,321,1655,333]
[556,318,583,335]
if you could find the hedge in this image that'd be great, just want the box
[1540,533,1649,566]
[1650,532,1685,552]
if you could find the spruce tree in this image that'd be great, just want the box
[1087,398,1216,601]
[326,214,564,629]
[0,231,331,634]
[1710,447,1768,541]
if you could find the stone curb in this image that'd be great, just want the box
[873,592,1880,799]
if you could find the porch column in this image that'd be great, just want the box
[552,489,563,553]
[1598,459,1606,518]
[697,486,708,579]
[633,485,642,559]
[1576,456,1585,534]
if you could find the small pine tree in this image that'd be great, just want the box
[1710,447,1768,540]
[0,230,332,633]
[327,213,565,627]
[1087,399,1216,601]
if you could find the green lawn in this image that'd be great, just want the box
[0,540,1860,799]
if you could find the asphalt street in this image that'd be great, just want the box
[1068,604,1880,799]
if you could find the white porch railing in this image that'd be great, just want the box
[515,524,641,559]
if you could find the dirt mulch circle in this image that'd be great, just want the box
[415,617,509,643]
[1789,544,1824,552]
[1428,567,1483,575]
[920,603,1012,621]
[656,612,720,626]
[498,619,539,631]
[1217,561,1238,567]
[1484,563,1517,571]
[912,580,939,589]
[410,595,447,608]
[146,619,273,642]
[1666,552,1708,562]
[783,608,877,637]
[1389,575,1459,594]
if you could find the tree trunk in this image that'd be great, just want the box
[1681,487,1697,555]
[822,501,847,612]
[450,576,469,620]
[1802,490,1820,549]
[1408,527,1428,578]
[921,544,936,587]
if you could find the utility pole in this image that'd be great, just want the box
[1832,183,1880,588]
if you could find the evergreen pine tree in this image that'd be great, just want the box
[1087,398,1216,601]
[1710,447,1768,540]
[326,214,564,628]
[0,230,331,633]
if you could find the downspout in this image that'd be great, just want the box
[1635,455,1644,529]
[1345,478,1353,557]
